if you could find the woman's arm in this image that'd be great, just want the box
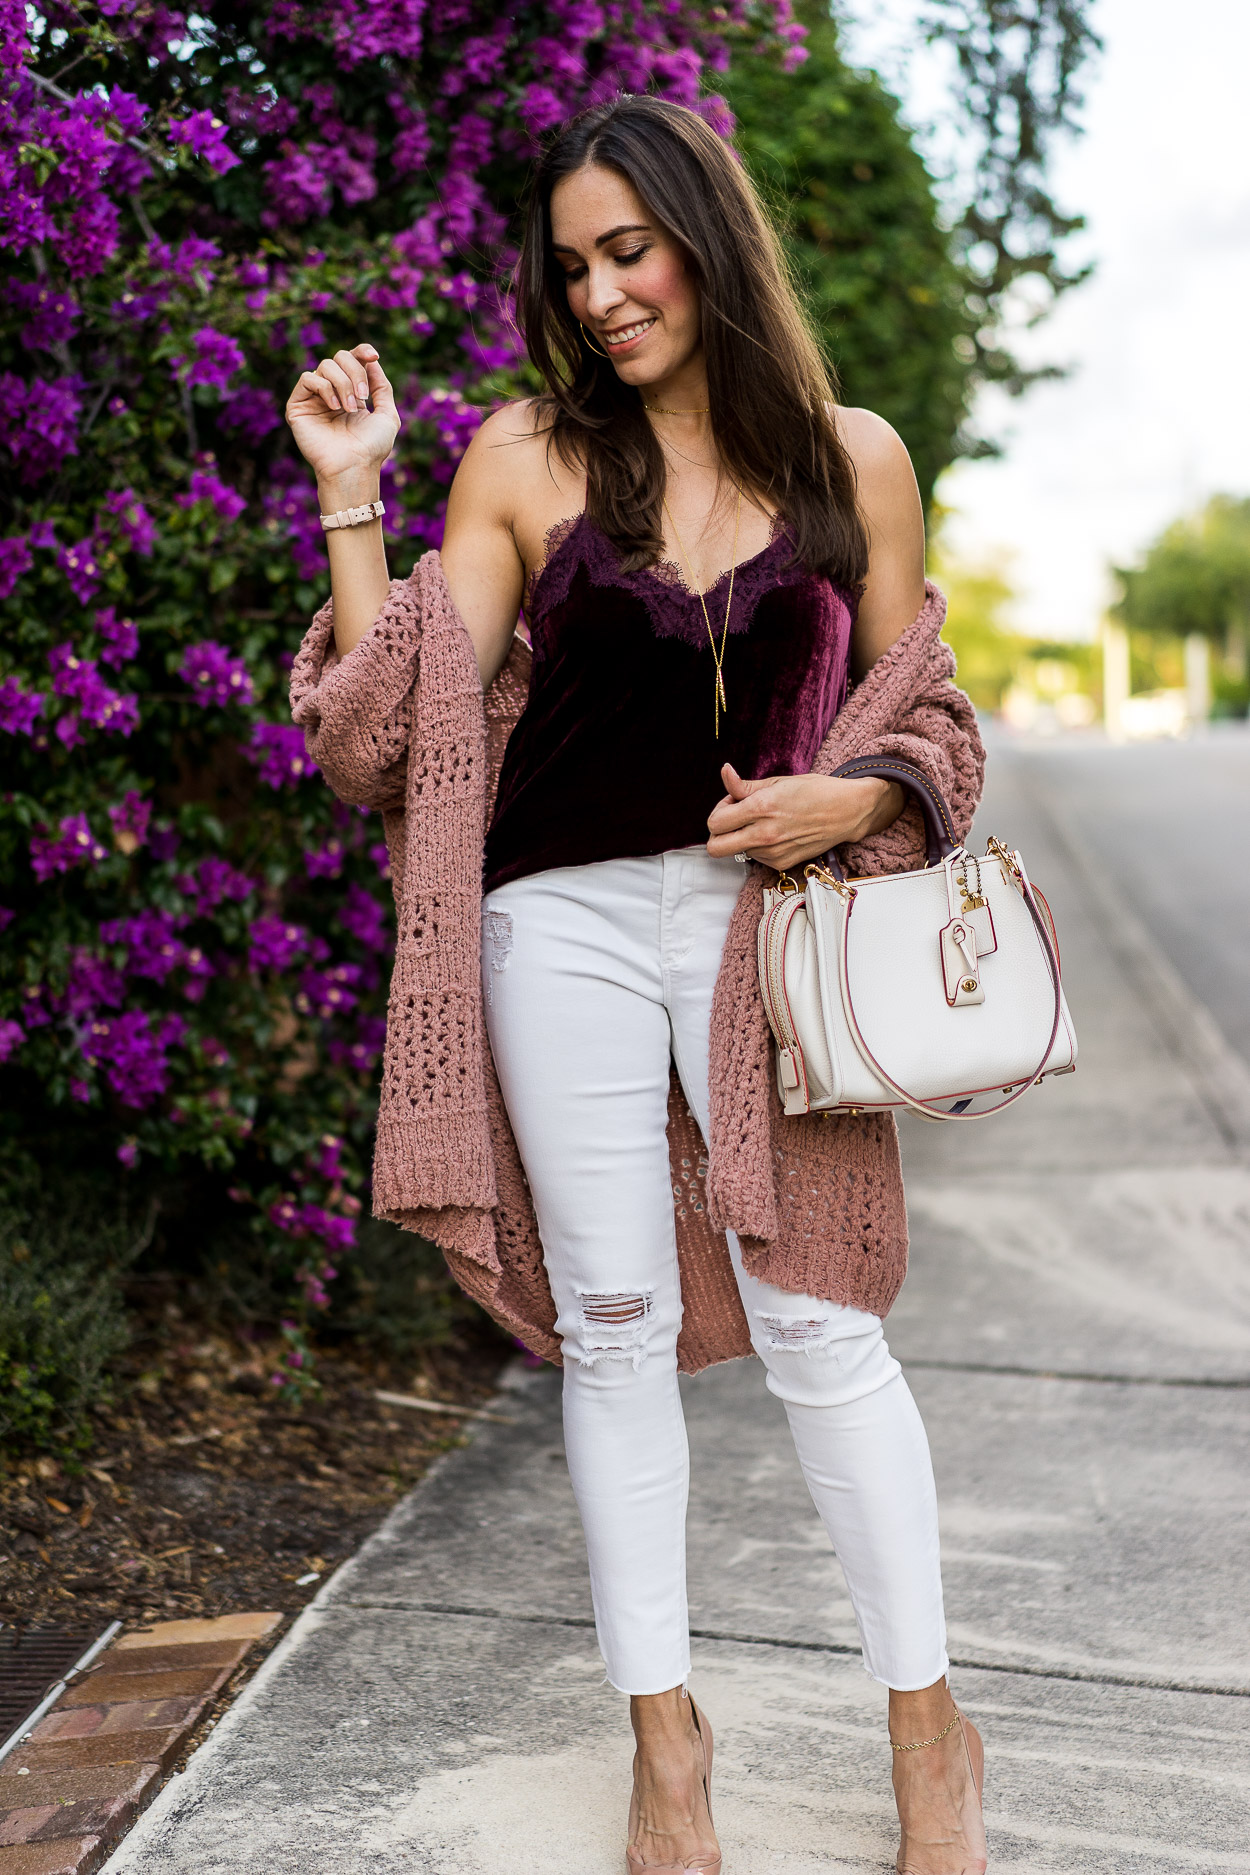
[285,343,400,659]
[705,411,926,871]
[439,405,534,692]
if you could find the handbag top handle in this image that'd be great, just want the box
[822,758,959,880]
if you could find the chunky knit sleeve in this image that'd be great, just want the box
[289,571,424,812]
[818,582,985,878]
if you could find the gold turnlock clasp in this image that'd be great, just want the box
[775,870,800,895]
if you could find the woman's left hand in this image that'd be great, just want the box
[706,763,904,873]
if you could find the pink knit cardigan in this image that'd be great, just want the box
[290,553,984,1371]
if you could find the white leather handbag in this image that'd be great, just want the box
[757,760,1077,1120]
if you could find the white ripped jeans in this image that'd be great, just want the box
[482,846,949,1697]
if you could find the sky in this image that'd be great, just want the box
[840,0,1250,641]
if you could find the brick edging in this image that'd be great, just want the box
[0,1612,283,1875]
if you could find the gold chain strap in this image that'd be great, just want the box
[661,483,743,740]
[889,1710,961,1753]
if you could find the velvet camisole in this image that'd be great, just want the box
[482,510,856,894]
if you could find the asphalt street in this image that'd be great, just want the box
[997,727,1250,1069]
[105,731,1250,1874]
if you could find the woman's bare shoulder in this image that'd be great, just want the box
[831,405,916,492]
[455,397,579,518]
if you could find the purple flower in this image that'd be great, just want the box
[315,1133,345,1180]
[179,640,254,708]
[0,678,44,736]
[99,908,188,981]
[48,643,140,737]
[0,1018,24,1064]
[319,1214,356,1253]
[219,384,281,443]
[303,837,344,880]
[104,489,157,555]
[295,962,362,1019]
[178,466,246,523]
[117,1139,139,1168]
[171,326,245,392]
[247,721,318,788]
[181,944,215,1000]
[6,281,79,351]
[11,533,56,593]
[95,606,139,667]
[169,109,241,175]
[57,536,103,605]
[149,824,180,862]
[54,196,121,277]
[341,881,392,952]
[168,234,222,282]
[0,373,81,481]
[519,83,568,134]
[0,907,13,932]
[108,790,151,854]
[30,813,109,881]
[62,948,126,1019]
[184,855,254,912]
[261,458,324,578]
[248,917,309,971]
[80,1008,184,1109]
[261,143,334,225]
[328,1013,386,1073]
[389,97,431,173]
[29,521,58,552]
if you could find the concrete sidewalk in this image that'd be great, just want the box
[105,747,1250,1873]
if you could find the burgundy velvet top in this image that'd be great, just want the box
[482,510,855,894]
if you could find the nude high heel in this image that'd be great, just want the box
[893,1707,986,1875]
[625,1698,722,1874]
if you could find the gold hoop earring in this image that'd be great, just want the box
[579,320,609,359]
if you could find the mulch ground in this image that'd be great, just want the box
[0,1306,511,1637]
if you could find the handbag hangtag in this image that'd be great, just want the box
[940,916,985,1006]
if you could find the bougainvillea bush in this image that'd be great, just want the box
[0,0,808,1408]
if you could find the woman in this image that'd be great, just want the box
[287,96,986,1875]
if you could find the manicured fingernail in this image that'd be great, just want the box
[329,395,340,410]
[356,383,367,400]
[345,394,357,410]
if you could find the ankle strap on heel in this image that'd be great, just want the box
[889,1709,961,1752]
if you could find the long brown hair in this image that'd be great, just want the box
[516,95,869,588]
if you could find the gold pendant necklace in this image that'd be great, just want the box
[661,483,743,740]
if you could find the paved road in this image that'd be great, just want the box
[106,737,1250,1874]
[996,727,1250,1069]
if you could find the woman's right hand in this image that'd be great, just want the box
[285,343,400,486]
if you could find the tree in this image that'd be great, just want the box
[919,0,1100,390]
[1113,497,1250,716]
[726,1,979,504]
[725,0,1099,502]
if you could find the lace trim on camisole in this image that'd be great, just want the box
[524,508,808,651]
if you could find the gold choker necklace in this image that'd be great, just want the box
[645,402,710,415]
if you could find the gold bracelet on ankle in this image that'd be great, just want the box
[889,1710,961,1752]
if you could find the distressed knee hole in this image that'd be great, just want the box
[576,1289,654,1367]
[482,907,513,1004]
[757,1311,843,1356]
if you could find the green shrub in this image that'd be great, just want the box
[0,1181,152,1455]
